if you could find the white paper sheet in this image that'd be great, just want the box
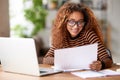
[54,43,98,70]
[71,69,120,79]
[71,70,104,78]
[117,68,120,72]
[99,69,120,76]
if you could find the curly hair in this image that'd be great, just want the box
[51,2,104,49]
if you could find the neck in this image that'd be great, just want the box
[70,33,80,40]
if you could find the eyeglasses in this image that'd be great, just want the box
[67,19,85,27]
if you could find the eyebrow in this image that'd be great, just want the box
[68,19,84,21]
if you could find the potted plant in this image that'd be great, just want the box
[24,0,47,37]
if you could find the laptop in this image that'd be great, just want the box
[0,37,62,76]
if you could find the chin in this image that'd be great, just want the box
[71,34,78,37]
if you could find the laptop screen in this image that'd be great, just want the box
[0,37,40,76]
[0,37,62,76]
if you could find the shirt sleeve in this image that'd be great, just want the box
[43,47,55,65]
[85,29,113,69]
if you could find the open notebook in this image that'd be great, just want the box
[71,69,120,78]
[0,37,62,76]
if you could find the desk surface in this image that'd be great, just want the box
[0,64,120,80]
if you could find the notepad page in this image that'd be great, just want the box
[99,69,120,76]
[71,71,105,78]
[71,69,120,79]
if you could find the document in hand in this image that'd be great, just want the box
[54,43,98,71]
[117,68,120,72]
[71,69,120,79]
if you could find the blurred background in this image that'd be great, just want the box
[0,0,120,64]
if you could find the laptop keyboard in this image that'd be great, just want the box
[39,68,54,73]
[40,70,47,73]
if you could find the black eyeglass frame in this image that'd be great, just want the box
[67,19,86,27]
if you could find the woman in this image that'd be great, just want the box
[43,2,113,71]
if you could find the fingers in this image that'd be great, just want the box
[90,61,102,71]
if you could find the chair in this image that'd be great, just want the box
[106,49,113,63]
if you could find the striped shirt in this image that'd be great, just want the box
[43,29,113,68]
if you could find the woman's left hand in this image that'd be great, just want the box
[89,61,102,71]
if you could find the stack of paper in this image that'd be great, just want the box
[71,69,120,79]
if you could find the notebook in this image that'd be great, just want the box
[54,43,98,71]
[0,37,62,76]
[71,69,120,78]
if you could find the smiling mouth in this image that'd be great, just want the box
[72,29,79,33]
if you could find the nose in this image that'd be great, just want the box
[73,24,78,28]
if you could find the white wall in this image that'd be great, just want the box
[107,0,120,63]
